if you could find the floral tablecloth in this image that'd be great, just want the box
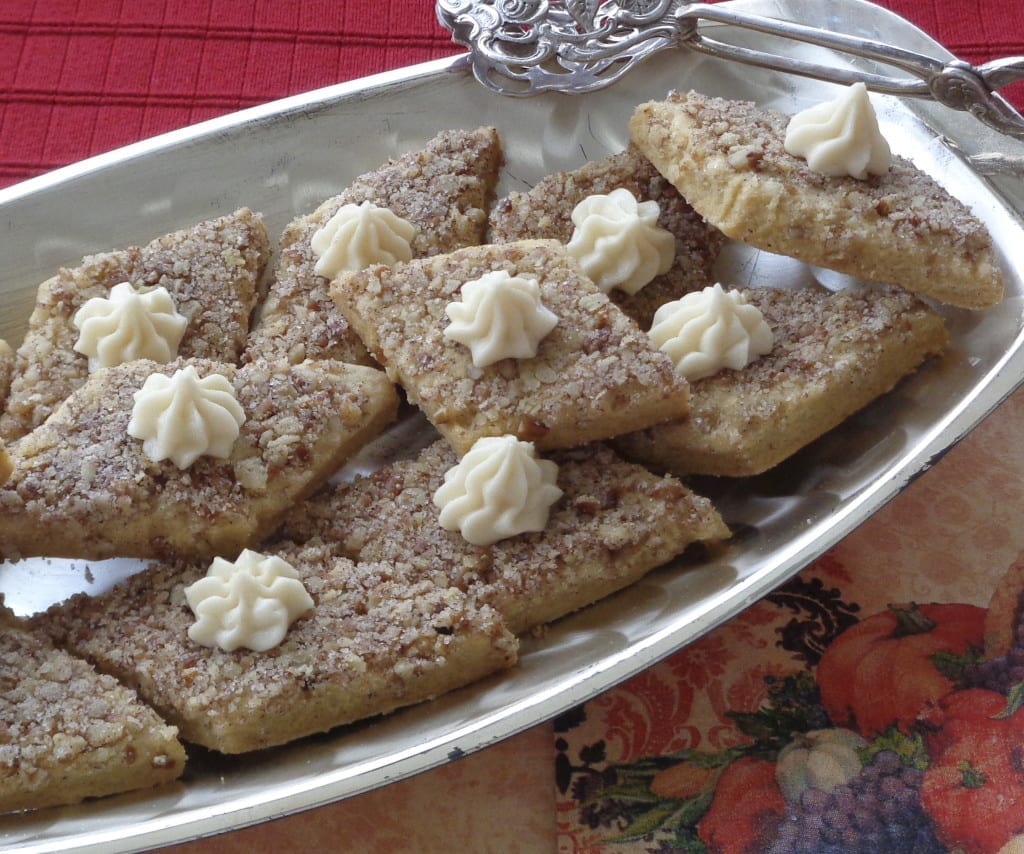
[556,385,1024,852]
[2,2,1023,852]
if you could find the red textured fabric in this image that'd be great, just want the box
[0,0,458,186]
[0,0,1020,187]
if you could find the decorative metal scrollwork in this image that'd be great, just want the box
[436,0,1024,141]
[437,0,686,94]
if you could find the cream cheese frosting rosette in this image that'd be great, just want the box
[649,284,773,382]
[443,270,559,368]
[72,282,188,372]
[310,200,417,278]
[433,434,563,546]
[184,549,315,652]
[784,82,892,180]
[127,364,246,468]
[566,187,674,295]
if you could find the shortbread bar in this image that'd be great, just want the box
[0,208,270,441]
[278,441,729,634]
[34,544,517,754]
[489,145,724,328]
[613,285,948,477]
[630,91,1003,309]
[244,127,503,366]
[0,603,185,812]
[332,239,691,454]
[0,358,398,560]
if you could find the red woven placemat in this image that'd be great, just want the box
[0,0,457,186]
[0,0,1020,188]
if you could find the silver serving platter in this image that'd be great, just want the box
[2,0,1024,850]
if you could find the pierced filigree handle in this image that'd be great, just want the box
[436,0,1024,141]
[436,0,687,94]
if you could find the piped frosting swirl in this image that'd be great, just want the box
[566,187,675,295]
[433,435,563,546]
[784,82,892,180]
[72,282,187,372]
[184,549,314,652]
[310,200,416,278]
[127,365,246,469]
[443,270,558,367]
[649,284,773,381]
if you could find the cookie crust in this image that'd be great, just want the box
[0,208,270,442]
[33,545,517,754]
[279,441,729,634]
[332,239,690,454]
[614,285,948,477]
[0,358,398,560]
[630,91,1003,309]
[489,145,724,328]
[0,605,185,812]
[245,127,504,366]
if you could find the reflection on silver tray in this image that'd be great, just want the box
[2,0,1024,851]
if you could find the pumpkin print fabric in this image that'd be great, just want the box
[555,385,1024,853]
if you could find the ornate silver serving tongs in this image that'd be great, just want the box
[436,0,1024,140]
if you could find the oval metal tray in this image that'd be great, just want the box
[2,0,1024,850]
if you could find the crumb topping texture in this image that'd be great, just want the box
[614,285,948,476]
[244,127,504,366]
[278,441,728,634]
[489,146,724,328]
[32,544,517,754]
[0,610,185,812]
[332,239,690,454]
[0,208,270,441]
[630,91,1004,308]
[0,357,398,560]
